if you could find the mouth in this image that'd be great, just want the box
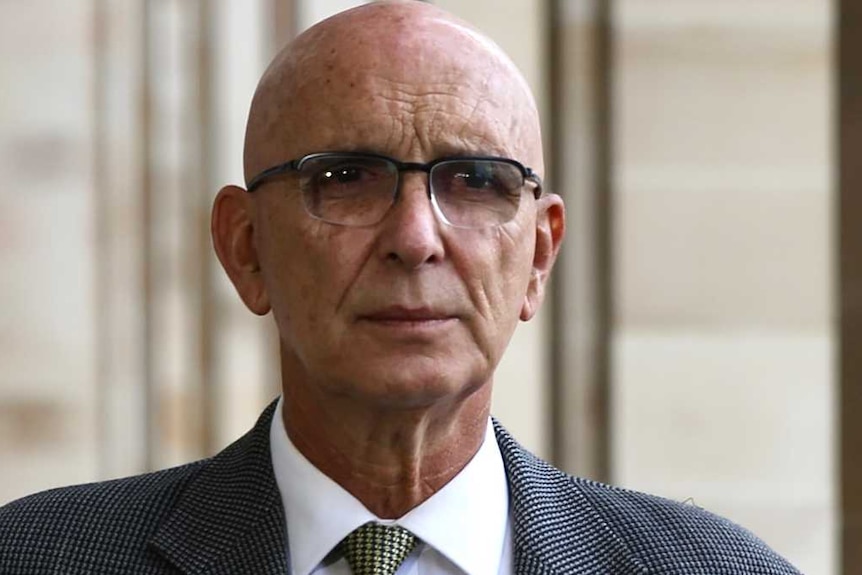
[358,306,458,326]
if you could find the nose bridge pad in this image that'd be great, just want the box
[428,190,454,226]
[392,168,445,226]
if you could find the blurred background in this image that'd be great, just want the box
[0,0,846,573]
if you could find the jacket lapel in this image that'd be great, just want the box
[149,401,288,575]
[494,422,646,575]
[147,404,644,575]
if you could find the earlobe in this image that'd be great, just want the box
[211,185,271,315]
[520,194,566,321]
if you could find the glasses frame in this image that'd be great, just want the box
[245,151,543,227]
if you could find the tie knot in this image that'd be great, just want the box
[339,522,418,575]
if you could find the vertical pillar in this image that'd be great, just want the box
[92,0,110,476]
[90,0,149,479]
[140,0,156,471]
[195,0,216,456]
[262,0,300,402]
[548,0,613,482]
[840,0,862,571]
[272,0,298,51]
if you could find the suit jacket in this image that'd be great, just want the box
[0,401,801,574]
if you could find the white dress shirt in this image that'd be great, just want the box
[269,397,513,575]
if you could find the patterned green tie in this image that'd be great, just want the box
[339,522,418,575]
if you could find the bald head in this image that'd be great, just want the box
[243,0,543,185]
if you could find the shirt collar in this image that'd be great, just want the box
[269,396,510,575]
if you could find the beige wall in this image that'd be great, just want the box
[612,2,834,573]
[0,0,100,500]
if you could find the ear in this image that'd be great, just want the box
[211,185,271,316]
[520,193,566,321]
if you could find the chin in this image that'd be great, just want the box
[330,360,490,411]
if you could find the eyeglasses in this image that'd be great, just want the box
[245,151,543,229]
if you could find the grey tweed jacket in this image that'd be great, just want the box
[0,401,801,574]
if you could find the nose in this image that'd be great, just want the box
[375,171,445,269]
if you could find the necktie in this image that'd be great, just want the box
[339,522,418,575]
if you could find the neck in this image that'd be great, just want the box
[281,378,492,519]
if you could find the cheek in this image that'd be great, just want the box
[495,250,534,329]
[480,228,535,307]
[452,228,535,348]
[258,213,373,327]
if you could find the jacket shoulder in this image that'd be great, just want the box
[0,460,206,574]
[573,475,801,574]
[494,422,801,574]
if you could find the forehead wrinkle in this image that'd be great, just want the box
[369,76,514,160]
[386,79,500,159]
[348,77,499,161]
[431,17,537,111]
[449,91,506,156]
[439,93,527,161]
[390,55,538,164]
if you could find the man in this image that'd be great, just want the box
[0,2,801,574]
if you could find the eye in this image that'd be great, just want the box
[454,166,496,189]
[301,157,394,199]
[319,163,375,186]
[439,161,522,198]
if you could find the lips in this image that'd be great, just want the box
[358,306,457,323]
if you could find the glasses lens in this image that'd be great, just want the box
[430,160,524,228]
[298,155,397,226]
